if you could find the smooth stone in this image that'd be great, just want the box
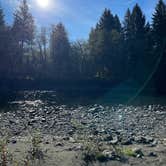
[110,136,118,145]
[102,150,116,160]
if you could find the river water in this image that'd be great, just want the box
[1,90,166,112]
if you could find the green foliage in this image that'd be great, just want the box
[131,4,146,36]
[89,8,123,79]
[0,0,166,92]
[70,40,91,78]
[153,0,166,43]
[82,140,101,164]
[121,147,137,157]
[50,23,71,79]
[26,131,44,163]
[152,0,166,93]
[123,3,147,81]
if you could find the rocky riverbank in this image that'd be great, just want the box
[0,101,166,165]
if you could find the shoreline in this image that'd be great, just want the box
[0,103,166,165]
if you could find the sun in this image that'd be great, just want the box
[37,0,50,8]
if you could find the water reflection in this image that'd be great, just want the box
[1,90,166,112]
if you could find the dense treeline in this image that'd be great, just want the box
[0,0,166,92]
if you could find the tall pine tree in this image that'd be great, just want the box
[123,4,146,81]
[89,9,122,79]
[12,0,35,76]
[152,0,166,93]
[0,6,6,77]
[12,0,35,53]
[50,23,71,79]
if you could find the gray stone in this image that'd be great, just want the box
[110,136,118,145]
[133,148,144,158]
[69,137,76,143]
[134,136,154,144]
[102,150,116,160]
[41,118,46,122]
[55,142,63,147]
[148,152,157,157]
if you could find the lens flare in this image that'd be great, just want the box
[37,0,49,8]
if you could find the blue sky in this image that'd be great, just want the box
[0,0,162,41]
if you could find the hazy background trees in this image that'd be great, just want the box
[0,0,166,93]
[12,0,35,77]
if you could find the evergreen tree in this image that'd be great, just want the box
[123,9,132,41]
[0,6,6,77]
[153,0,166,45]
[13,0,35,51]
[0,7,5,28]
[50,23,70,79]
[114,14,121,32]
[152,0,166,93]
[0,7,14,78]
[37,27,48,65]
[131,4,146,36]
[12,0,35,76]
[123,9,132,78]
[89,9,122,79]
[98,8,114,31]
[124,4,146,81]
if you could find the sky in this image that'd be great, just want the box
[0,0,162,41]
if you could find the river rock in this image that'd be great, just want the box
[102,150,117,160]
[133,148,144,158]
[134,136,154,144]
[110,135,118,145]
[148,152,157,157]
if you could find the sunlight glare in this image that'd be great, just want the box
[37,0,50,8]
